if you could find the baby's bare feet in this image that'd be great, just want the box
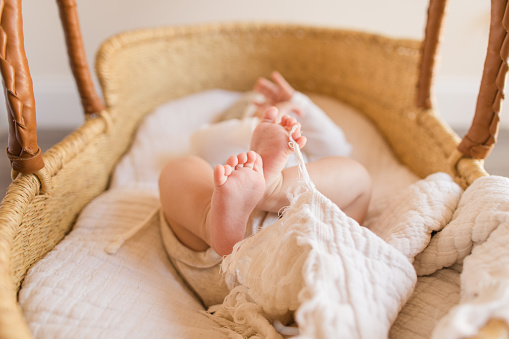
[207,151,265,256]
[250,107,306,189]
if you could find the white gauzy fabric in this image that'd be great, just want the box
[368,172,463,261]
[413,176,509,276]
[427,176,509,339]
[207,133,418,339]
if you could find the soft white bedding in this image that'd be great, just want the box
[19,186,227,339]
[19,89,491,338]
[418,176,509,338]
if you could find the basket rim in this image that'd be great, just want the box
[95,21,422,108]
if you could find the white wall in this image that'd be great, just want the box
[0,0,503,136]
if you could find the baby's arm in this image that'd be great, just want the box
[254,71,294,104]
[290,92,352,162]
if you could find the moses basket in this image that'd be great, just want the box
[0,0,508,338]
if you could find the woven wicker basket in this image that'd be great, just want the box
[0,0,507,338]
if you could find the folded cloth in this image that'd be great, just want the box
[207,129,417,339]
[368,172,463,261]
[414,176,509,276]
[427,176,509,338]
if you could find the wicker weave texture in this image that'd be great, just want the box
[0,110,137,338]
[96,23,485,184]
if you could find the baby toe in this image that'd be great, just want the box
[225,154,239,168]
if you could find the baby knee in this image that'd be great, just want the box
[158,155,211,195]
[333,157,372,199]
[160,156,208,178]
[352,161,372,198]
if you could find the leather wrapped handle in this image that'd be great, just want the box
[419,0,508,159]
[0,0,105,175]
[56,0,105,115]
[417,0,448,109]
[0,0,44,174]
[457,0,509,159]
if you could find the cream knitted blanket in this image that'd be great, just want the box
[416,175,509,338]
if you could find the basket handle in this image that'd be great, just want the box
[417,0,447,110]
[56,0,105,115]
[457,0,509,159]
[419,0,508,160]
[0,0,105,175]
[0,0,44,174]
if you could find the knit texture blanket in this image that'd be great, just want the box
[416,175,509,338]
[208,173,509,339]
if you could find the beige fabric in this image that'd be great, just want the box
[159,208,276,308]
[390,268,461,339]
[159,210,229,307]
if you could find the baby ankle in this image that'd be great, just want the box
[257,175,285,212]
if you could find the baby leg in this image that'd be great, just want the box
[159,151,265,256]
[257,156,371,224]
[251,108,371,224]
[294,157,371,224]
[250,107,306,191]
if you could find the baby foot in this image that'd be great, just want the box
[207,151,265,256]
[250,107,306,192]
